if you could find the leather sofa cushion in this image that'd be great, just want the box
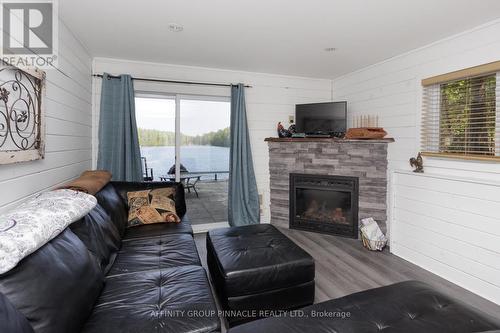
[71,204,121,274]
[0,292,34,333]
[94,183,128,237]
[107,233,201,277]
[228,281,500,333]
[83,265,220,333]
[207,224,314,297]
[123,217,193,240]
[0,229,104,333]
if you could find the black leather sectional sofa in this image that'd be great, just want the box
[227,280,500,333]
[1,181,500,333]
[0,181,220,333]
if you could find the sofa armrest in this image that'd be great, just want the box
[110,181,187,218]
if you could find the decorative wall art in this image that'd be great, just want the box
[0,61,45,164]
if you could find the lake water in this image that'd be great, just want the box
[140,145,230,180]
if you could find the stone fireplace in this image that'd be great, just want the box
[290,173,359,238]
[266,137,392,237]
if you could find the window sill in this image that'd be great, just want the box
[421,152,500,162]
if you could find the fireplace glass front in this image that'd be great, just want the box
[295,188,352,225]
[290,174,359,238]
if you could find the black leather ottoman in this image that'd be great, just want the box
[207,224,315,326]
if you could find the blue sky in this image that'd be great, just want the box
[135,97,230,136]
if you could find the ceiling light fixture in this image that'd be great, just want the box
[168,23,184,32]
[324,47,337,52]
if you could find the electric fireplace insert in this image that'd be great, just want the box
[289,173,359,238]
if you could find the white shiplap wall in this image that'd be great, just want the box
[0,21,93,213]
[333,19,500,304]
[393,171,500,304]
[92,57,333,223]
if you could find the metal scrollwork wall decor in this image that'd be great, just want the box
[0,61,45,164]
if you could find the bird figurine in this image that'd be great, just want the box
[277,122,291,138]
[409,152,424,173]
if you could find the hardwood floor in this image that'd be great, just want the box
[194,227,500,321]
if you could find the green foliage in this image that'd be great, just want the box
[439,74,496,155]
[138,127,230,147]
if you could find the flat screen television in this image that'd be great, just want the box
[295,101,347,137]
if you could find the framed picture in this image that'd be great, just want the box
[0,61,46,164]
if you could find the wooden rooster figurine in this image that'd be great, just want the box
[409,152,424,173]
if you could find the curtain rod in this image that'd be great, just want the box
[92,73,252,88]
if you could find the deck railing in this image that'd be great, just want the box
[161,171,229,181]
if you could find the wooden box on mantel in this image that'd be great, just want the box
[345,127,388,140]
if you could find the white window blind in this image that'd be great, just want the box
[421,72,500,160]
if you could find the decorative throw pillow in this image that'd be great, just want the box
[127,189,180,227]
[149,187,176,198]
[0,189,97,274]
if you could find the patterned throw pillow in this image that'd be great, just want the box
[0,190,97,274]
[127,189,180,227]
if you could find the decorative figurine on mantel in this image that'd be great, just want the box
[277,122,291,138]
[276,119,296,138]
[409,152,424,173]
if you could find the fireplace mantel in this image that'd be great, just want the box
[267,138,392,236]
[264,137,395,143]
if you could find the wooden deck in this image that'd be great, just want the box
[185,180,228,225]
[194,226,500,331]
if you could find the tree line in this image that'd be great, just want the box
[138,127,230,147]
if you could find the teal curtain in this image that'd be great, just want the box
[228,84,260,226]
[97,73,142,182]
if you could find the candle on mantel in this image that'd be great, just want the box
[353,114,380,128]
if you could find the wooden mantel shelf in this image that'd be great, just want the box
[264,137,395,143]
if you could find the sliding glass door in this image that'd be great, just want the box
[135,93,230,225]
[135,95,176,181]
[179,97,230,179]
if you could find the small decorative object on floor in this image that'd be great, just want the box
[409,152,424,173]
[277,122,291,138]
[360,217,387,251]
